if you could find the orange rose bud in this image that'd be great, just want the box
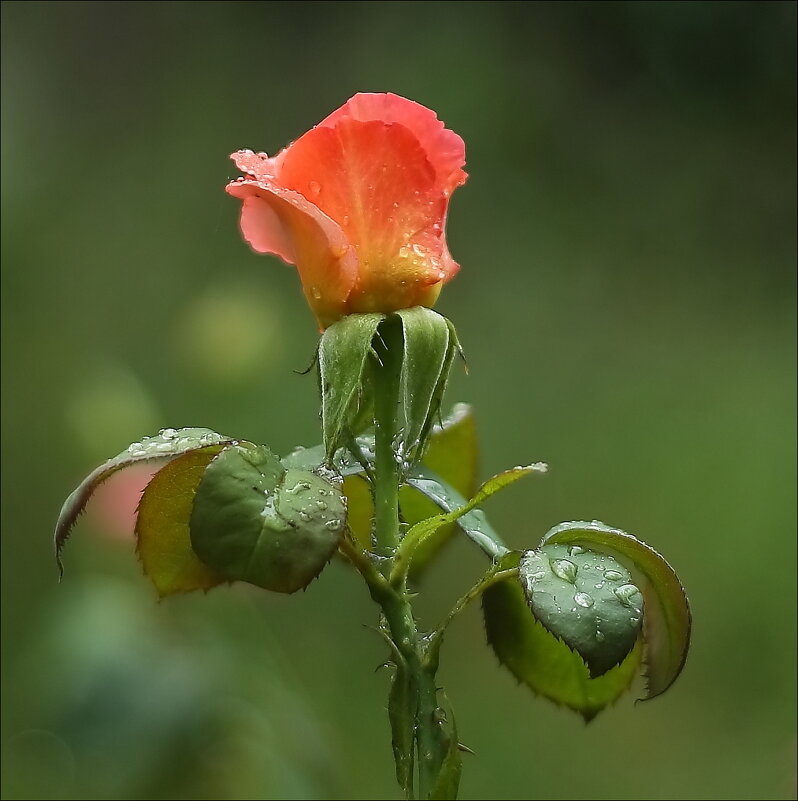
[226,93,467,329]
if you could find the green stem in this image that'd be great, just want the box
[380,591,446,800]
[373,323,402,565]
[369,319,449,800]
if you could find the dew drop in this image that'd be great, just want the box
[324,520,340,530]
[568,545,585,556]
[311,287,322,300]
[603,570,624,582]
[298,511,311,522]
[550,558,578,583]
[614,583,642,607]
[316,501,328,510]
[574,591,594,608]
[596,629,606,642]
[527,569,546,581]
[128,442,142,454]
[155,442,174,453]
[160,428,177,440]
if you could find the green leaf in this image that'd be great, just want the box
[281,443,331,472]
[393,464,547,581]
[427,709,462,801]
[388,660,414,796]
[319,312,384,458]
[282,444,376,553]
[400,404,478,575]
[404,467,506,560]
[395,307,455,463]
[135,448,226,597]
[54,427,238,575]
[483,552,643,721]
[189,445,346,593]
[520,545,643,677]
[541,520,691,699]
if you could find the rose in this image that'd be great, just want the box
[226,93,467,329]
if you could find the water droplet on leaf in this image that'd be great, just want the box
[614,583,642,607]
[550,558,578,583]
[574,591,595,608]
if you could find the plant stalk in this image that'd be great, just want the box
[373,322,402,566]
[370,320,450,800]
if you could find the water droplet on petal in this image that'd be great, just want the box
[603,570,623,581]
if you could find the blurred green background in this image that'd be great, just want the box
[2,2,795,799]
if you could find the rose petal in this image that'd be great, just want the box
[318,93,467,194]
[231,149,278,179]
[236,193,296,264]
[226,178,358,329]
[277,118,454,311]
[226,94,466,323]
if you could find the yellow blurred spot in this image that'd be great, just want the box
[172,281,283,385]
[66,364,161,460]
